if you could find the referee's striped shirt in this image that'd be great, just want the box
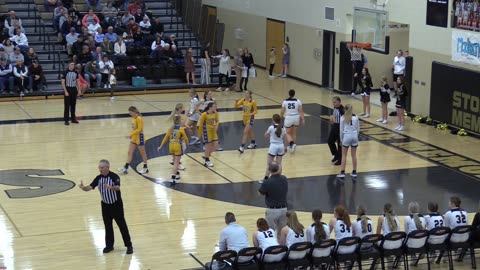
[332,105,345,124]
[90,172,122,204]
[62,69,78,87]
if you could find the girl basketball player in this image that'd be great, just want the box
[235,90,258,153]
[253,218,279,251]
[167,103,189,170]
[157,116,189,184]
[395,76,408,131]
[306,209,330,244]
[337,104,359,179]
[352,205,374,239]
[425,202,445,229]
[198,102,219,167]
[281,89,305,153]
[261,114,287,183]
[118,106,149,174]
[359,68,373,118]
[404,201,426,233]
[377,76,391,124]
[376,203,400,235]
[279,211,306,248]
[329,205,352,240]
[198,91,223,151]
[186,88,201,145]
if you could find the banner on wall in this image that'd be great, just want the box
[452,30,480,65]
[430,62,480,134]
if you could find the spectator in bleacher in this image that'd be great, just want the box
[28,60,45,91]
[68,7,81,26]
[24,47,39,67]
[86,0,102,11]
[102,2,118,25]
[53,2,68,30]
[114,37,127,57]
[170,45,183,65]
[218,212,250,252]
[92,47,105,62]
[2,40,14,58]
[157,44,170,65]
[61,16,77,38]
[0,48,10,64]
[87,19,101,35]
[82,9,100,28]
[105,27,118,43]
[78,45,93,64]
[0,57,14,94]
[127,0,142,16]
[94,27,105,44]
[132,27,145,48]
[184,47,195,84]
[151,17,164,38]
[139,16,151,35]
[72,35,85,62]
[10,47,24,64]
[133,8,145,24]
[58,13,69,34]
[44,0,58,12]
[9,28,29,53]
[61,0,73,9]
[121,11,134,28]
[167,34,177,47]
[13,58,29,95]
[81,27,90,38]
[126,18,139,36]
[85,35,97,52]
[84,60,101,88]
[100,37,114,58]
[66,27,80,57]
[8,20,25,38]
[4,11,22,32]
[150,35,164,57]
[98,55,114,88]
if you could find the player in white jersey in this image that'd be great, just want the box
[186,88,201,145]
[425,202,445,229]
[444,196,468,229]
[376,203,401,235]
[329,205,353,240]
[352,205,374,239]
[253,218,279,251]
[404,201,426,234]
[279,211,306,248]
[306,209,330,244]
[281,89,305,153]
[260,114,288,183]
[337,104,360,179]
[198,90,224,151]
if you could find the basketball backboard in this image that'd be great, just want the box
[353,7,390,54]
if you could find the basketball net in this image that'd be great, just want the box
[348,46,363,61]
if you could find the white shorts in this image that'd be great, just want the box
[284,115,300,128]
[268,144,285,156]
[342,133,359,147]
[189,112,200,122]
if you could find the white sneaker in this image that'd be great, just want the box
[382,120,388,124]
[394,125,401,130]
[216,87,222,92]
[376,118,384,122]
[202,145,206,151]
[258,179,264,184]
[358,112,366,116]
[169,160,174,165]
[170,177,176,185]
[20,91,25,97]
[362,114,370,118]
[216,146,224,151]
[247,143,257,149]
[178,163,185,170]
[118,167,128,174]
[350,172,358,178]
[224,88,230,92]
[195,140,201,145]
[351,93,356,96]
[205,160,214,167]
[238,146,244,153]
[110,96,115,100]
[269,75,274,79]
[397,126,405,131]
[139,167,149,174]
[287,146,292,153]
[281,75,287,78]
[291,144,296,153]
[104,84,108,89]
[175,174,181,180]
[337,173,346,178]
[189,137,198,145]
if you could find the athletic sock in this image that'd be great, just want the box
[205,157,210,161]
[251,140,256,144]
[264,176,269,180]
[352,170,357,174]
[176,171,180,175]
[241,144,245,147]
[143,164,148,168]
[341,170,345,174]
[124,163,129,169]
[289,141,294,146]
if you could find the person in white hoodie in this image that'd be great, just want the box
[9,28,29,53]
[213,49,231,92]
[337,104,360,179]
[98,55,114,89]
[13,58,29,96]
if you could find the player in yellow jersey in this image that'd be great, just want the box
[118,106,149,174]
[167,103,191,170]
[198,102,219,167]
[234,90,258,153]
[157,116,189,184]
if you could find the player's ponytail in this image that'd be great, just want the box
[409,201,423,230]
[312,209,327,241]
[167,103,183,122]
[286,210,304,236]
[357,205,368,234]
[335,205,351,229]
[428,202,439,213]
[173,115,181,127]
[273,114,282,138]
[344,104,353,124]
[288,89,295,98]
[384,203,398,231]
[128,106,141,116]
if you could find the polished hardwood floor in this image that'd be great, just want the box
[0,69,479,269]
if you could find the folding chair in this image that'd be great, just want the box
[205,250,237,270]
[403,230,429,270]
[358,234,383,270]
[233,247,262,270]
[334,237,361,270]
[470,240,480,269]
[286,242,312,269]
[379,232,407,270]
[445,225,472,270]
[426,227,450,270]
[311,239,336,270]
[260,245,288,270]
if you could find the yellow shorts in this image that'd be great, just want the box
[131,133,145,145]
[202,129,218,143]
[169,143,182,156]
[243,115,254,126]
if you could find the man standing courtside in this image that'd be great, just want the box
[328,96,344,165]
[61,62,79,125]
[79,159,133,254]
[258,162,288,239]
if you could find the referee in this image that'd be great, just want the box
[79,159,133,254]
[328,96,344,165]
[62,62,79,126]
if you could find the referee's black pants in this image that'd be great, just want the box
[64,87,77,122]
[328,123,341,161]
[101,199,132,248]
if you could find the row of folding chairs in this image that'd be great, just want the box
[206,225,480,270]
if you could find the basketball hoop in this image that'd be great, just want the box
[346,42,371,61]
